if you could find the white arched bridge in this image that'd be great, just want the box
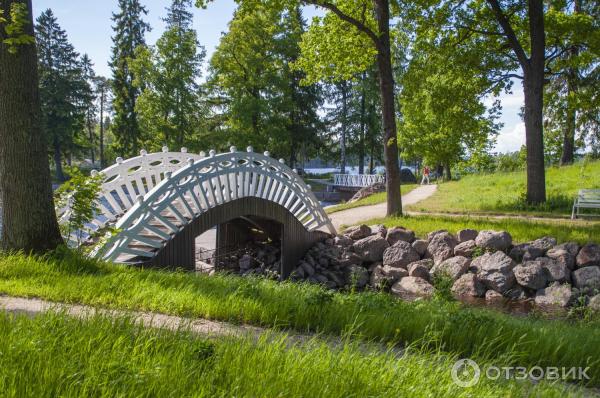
[79,146,335,278]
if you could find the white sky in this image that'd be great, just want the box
[32,0,526,154]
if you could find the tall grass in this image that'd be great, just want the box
[0,311,583,397]
[407,160,600,216]
[1,252,600,386]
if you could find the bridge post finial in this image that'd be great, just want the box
[230,146,237,153]
[181,147,188,153]
[264,151,270,157]
[136,195,144,205]
[116,157,123,164]
[165,171,172,178]
[90,169,98,176]
[140,149,147,156]
[209,150,216,157]
[199,151,206,158]
[162,146,169,153]
[247,146,253,153]
[292,168,297,173]
[307,184,312,190]
[187,158,194,166]
[279,158,285,164]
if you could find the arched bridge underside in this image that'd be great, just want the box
[87,147,336,278]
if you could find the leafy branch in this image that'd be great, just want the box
[0,3,35,54]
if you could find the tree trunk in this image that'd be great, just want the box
[444,163,452,180]
[369,132,375,174]
[0,0,63,252]
[99,92,105,168]
[340,82,347,175]
[53,139,64,182]
[522,0,546,204]
[358,72,366,174]
[374,0,402,216]
[88,119,95,164]
[559,0,580,166]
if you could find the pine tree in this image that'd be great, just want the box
[80,54,97,164]
[110,0,150,157]
[132,0,205,150]
[36,9,86,181]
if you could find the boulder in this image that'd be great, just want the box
[504,285,528,300]
[382,265,409,280]
[239,254,255,271]
[513,261,548,290]
[407,258,434,270]
[338,252,363,268]
[431,256,471,281]
[369,265,393,290]
[451,274,486,298]
[408,262,431,281]
[391,276,435,299]
[322,270,345,287]
[454,240,477,257]
[372,224,387,238]
[412,239,428,257]
[383,241,420,269]
[426,232,458,265]
[508,244,529,263]
[572,266,600,290]
[334,235,353,247]
[352,235,389,263]
[344,224,372,240]
[535,283,574,308]
[529,236,557,254]
[552,242,580,256]
[427,229,448,242]
[473,251,516,293]
[386,226,416,245]
[344,265,369,288]
[299,261,315,276]
[589,294,600,312]
[485,290,504,302]
[539,257,570,283]
[457,229,478,243]
[546,247,576,270]
[475,230,512,251]
[576,244,600,268]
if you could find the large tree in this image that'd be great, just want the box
[110,0,150,158]
[0,0,62,252]
[207,4,323,164]
[132,0,205,151]
[200,0,404,216]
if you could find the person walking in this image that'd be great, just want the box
[421,166,430,185]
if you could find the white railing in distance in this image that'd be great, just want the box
[333,174,385,188]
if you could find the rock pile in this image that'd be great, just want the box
[289,225,600,310]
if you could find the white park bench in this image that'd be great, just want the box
[572,189,600,219]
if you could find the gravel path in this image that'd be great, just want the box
[328,184,438,230]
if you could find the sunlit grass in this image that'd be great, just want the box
[0,311,582,397]
[1,251,599,386]
[406,160,600,216]
[360,214,600,245]
[327,184,418,213]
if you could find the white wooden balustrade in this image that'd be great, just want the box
[78,146,335,263]
[333,173,385,188]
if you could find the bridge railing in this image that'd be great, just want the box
[333,173,385,188]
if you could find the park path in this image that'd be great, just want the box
[0,295,402,355]
[328,184,438,230]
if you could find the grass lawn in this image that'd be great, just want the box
[406,160,600,217]
[1,251,599,386]
[360,214,600,245]
[327,184,418,214]
[0,312,581,397]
